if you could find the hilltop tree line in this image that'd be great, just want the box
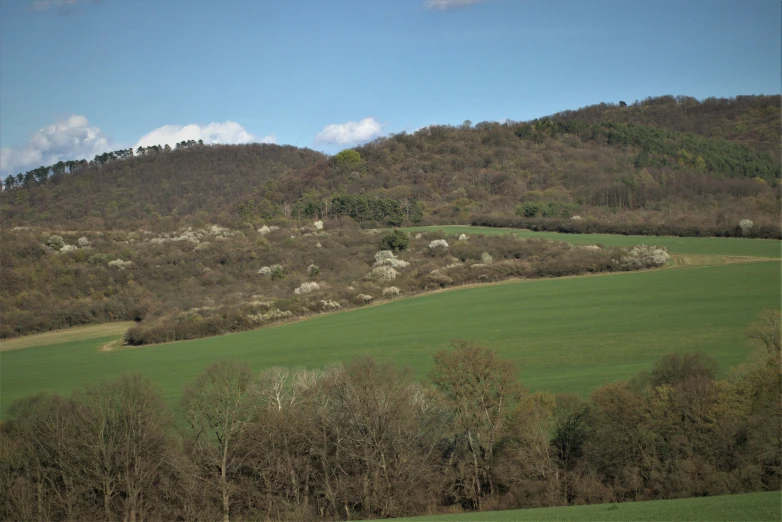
[2,140,205,191]
[1,310,779,521]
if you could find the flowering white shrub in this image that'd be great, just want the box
[480,251,493,264]
[194,241,211,252]
[258,225,271,235]
[578,245,601,251]
[374,250,396,263]
[108,259,134,270]
[367,266,399,281]
[458,234,468,241]
[208,225,233,235]
[382,286,400,298]
[294,281,320,294]
[316,242,322,248]
[619,245,670,269]
[373,250,409,268]
[429,239,449,249]
[258,264,283,276]
[739,219,753,236]
[172,230,200,243]
[60,244,78,253]
[77,236,90,247]
[470,263,487,269]
[415,233,422,239]
[571,215,583,221]
[356,294,373,303]
[319,299,341,311]
[385,258,409,268]
[248,309,293,323]
[313,220,324,230]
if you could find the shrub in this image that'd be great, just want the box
[382,286,400,298]
[739,219,754,236]
[429,239,449,249]
[308,264,320,276]
[256,263,286,279]
[355,293,373,304]
[375,250,396,263]
[108,259,134,270]
[294,281,320,294]
[379,229,410,252]
[367,266,399,281]
[319,299,341,311]
[480,251,493,264]
[618,245,670,270]
[46,235,64,250]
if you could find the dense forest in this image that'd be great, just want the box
[1,310,779,521]
[1,95,779,236]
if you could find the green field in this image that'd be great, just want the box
[407,225,782,258]
[1,258,779,418]
[400,491,781,521]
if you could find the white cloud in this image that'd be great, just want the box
[0,115,112,174]
[425,0,488,10]
[31,0,101,15]
[135,121,275,149]
[314,117,385,145]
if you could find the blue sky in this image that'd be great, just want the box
[1,0,779,176]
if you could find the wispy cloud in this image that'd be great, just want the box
[135,122,275,149]
[424,0,489,11]
[314,117,385,145]
[31,0,102,16]
[0,115,112,174]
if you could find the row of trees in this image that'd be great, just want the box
[2,311,779,521]
[2,141,204,191]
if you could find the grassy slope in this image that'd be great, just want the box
[400,491,781,521]
[406,226,782,258]
[0,322,135,352]
[1,260,778,417]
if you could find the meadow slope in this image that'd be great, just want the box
[399,491,781,521]
[1,259,778,417]
[406,225,782,258]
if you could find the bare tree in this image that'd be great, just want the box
[181,360,257,522]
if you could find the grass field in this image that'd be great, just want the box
[406,225,782,259]
[1,258,779,418]
[399,491,781,521]
[0,322,135,352]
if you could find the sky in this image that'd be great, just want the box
[0,0,780,177]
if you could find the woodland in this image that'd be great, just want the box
[1,311,779,521]
[0,95,779,236]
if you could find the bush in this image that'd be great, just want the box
[379,229,410,252]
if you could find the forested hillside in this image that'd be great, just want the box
[1,95,779,235]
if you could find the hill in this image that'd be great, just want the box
[1,95,779,235]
